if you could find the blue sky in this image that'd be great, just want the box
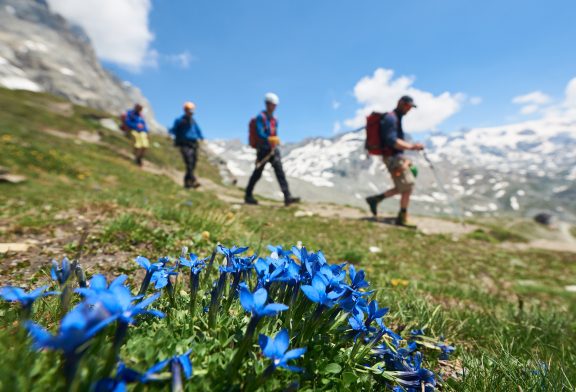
[49,0,576,142]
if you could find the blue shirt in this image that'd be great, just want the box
[169,115,204,144]
[255,111,278,149]
[380,109,404,156]
[124,109,148,133]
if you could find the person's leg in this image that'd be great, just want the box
[189,142,199,185]
[400,190,411,210]
[132,131,141,165]
[180,145,193,187]
[245,149,267,203]
[269,150,290,198]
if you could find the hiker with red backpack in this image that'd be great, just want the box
[365,95,424,227]
[244,93,300,206]
[122,103,149,167]
[169,102,204,189]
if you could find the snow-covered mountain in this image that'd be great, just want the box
[207,114,576,222]
[0,0,162,130]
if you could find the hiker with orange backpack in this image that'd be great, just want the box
[123,103,149,167]
[365,96,424,227]
[169,102,204,189]
[244,93,300,206]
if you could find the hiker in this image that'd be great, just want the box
[365,95,424,227]
[169,102,204,189]
[123,103,149,166]
[244,93,300,206]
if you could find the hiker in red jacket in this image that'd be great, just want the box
[244,93,300,206]
[365,96,424,227]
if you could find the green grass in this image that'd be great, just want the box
[1,88,575,390]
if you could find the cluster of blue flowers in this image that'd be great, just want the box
[0,244,455,391]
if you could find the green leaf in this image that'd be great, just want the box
[325,363,342,374]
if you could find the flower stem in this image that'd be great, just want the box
[227,316,260,378]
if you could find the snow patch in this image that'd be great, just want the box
[0,76,43,92]
[60,67,75,76]
[510,196,519,211]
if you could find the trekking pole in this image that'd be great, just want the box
[419,151,465,225]
[255,149,275,170]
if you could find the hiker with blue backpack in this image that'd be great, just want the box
[365,95,424,227]
[123,103,149,167]
[244,93,300,206]
[169,102,204,189]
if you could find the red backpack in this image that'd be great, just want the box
[119,113,130,136]
[248,112,277,148]
[365,112,393,156]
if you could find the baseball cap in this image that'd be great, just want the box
[400,95,417,108]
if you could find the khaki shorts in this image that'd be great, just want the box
[383,155,415,193]
[131,131,149,149]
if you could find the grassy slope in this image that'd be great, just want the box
[0,88,575,390]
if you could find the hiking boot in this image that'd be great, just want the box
[192,181,201,189]
[395,211,417,228]
[284,196,301,206]
[135,157,143,167]
[244,195,259,205]
[365,196,379,217]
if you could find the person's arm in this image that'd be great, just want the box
[140,118,148,133]
[381,115,423,151]
[195,122,204,140]
[169,118,180,136]
[394,138,424,151]
[255,115,270,148]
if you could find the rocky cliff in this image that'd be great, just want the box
[0,0,162,130]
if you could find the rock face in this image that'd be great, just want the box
[0,0,162,130]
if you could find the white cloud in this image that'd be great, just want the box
[512,91,552,116]
[343,68,464,132]
[520,104,539,115]
[47,0,154,69]
[166,51,194,69]
[332,100,341,110]
[512,91,551,105]
[469,96,483,105]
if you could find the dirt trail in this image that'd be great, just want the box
[37,127,576,254]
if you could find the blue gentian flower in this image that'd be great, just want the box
[339,293,368,317]
[217,245,249,262]
[76,274,164,325]
[300,274,344,308]
[179,253,206,275]
[267,245,293,258]
[436,341,455,360]
[150,268,178,290]
[25,301,117,373]
[51,257,72,285]
[347,265,369,290]
[93,362,144,392]
[0,285,57,314]
[348,313,369,339]
[394,352,436,392]
[135,256,166,295]
[239,285,288,318]
[258,329,306,372]
[254,257,285,287]
[365,300,389,327]
[141,350,193,390]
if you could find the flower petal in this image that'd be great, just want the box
[300,285,320,303]
[274,329,290,355]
